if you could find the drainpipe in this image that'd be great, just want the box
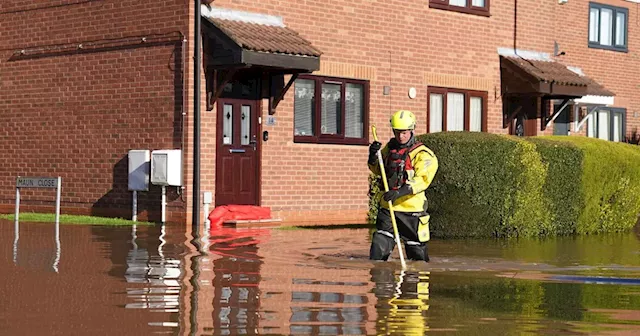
[192,0,201,230]
[181,33,187,203]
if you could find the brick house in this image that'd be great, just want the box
[1,0,637,226]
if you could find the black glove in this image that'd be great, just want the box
[383,184,413,203]
[368,141,382,165]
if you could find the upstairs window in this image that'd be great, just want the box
[589,2,628,52]
[428,87,487,133]
[429,0,490,17]
[293,75,369,145]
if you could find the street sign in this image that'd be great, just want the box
[15,176,62,225]
[16,177,58,188]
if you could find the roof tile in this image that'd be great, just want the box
[503,56,614,96]
[207,18,322,57]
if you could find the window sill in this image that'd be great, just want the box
[588,43,628,53]
[429,3,490,17]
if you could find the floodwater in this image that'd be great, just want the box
[1,220,640,335]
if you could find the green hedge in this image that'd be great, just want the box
[537,136,640,234]
[368,132,640,238]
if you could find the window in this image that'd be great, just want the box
[429,0,489,16]
[586,108,625,142]
[589,2,628,52]
[293,75,369,145]
[428,87,487,133]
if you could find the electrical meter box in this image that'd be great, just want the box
[128,150,150,191]
[151,149,182,186]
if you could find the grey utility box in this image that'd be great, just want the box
[128,150,150,191]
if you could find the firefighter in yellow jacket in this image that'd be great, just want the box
[368,110,439,262]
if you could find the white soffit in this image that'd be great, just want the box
[497,47,552,61]
[574,95,615,106]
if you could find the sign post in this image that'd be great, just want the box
[14,176,62,272]
[15,176,62,225]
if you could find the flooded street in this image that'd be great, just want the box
[1,220,640,335]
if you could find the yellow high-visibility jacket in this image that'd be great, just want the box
[369,142,439,213]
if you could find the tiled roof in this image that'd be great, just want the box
[503,56,591,87]
[581,75,615,97]
[205,17,322,57]
[502,56,615,97]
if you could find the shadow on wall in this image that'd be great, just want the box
[88,36,186,223]
[91,155,182,223]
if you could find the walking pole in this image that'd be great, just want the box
[372,125,406,268]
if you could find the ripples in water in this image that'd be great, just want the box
[2,222,640,335]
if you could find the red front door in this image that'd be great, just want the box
[215,99,260,206]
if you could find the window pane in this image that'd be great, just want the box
[472,0,484,7]
[222,104,233,145]
[600,8,613,46]
[321,83,342,135]
[598,110,609,140]
[587,114,596,138]
[345,83,364,138]
[450,0,466,7]
[429,94,443,133]
[589,8,599,42]
[240,105,250,145]
[294,79,315,136]
[616,12,626,46]
[446,92,464,131]
[613,113,622,142]
[470,96,482,132]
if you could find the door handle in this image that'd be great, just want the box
[229,149,246,153]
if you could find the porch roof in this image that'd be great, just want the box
[500,56,613,99]
[201,5,321,72]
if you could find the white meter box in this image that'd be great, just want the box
[128,150,150,191]
[151,149,182,186]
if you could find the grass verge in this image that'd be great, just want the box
[0,213,154,226]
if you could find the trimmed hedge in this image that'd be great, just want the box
[368,132,640,238]
[537,136,640,235]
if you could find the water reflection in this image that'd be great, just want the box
[193,226,270,335]
[12,220,61,273]
[3,222,640,335]
[371,266,430,336]
[124,224,182,313]
[198,228,432,336]
[210,236,262,335]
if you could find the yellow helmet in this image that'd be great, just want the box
[390,110,416,130]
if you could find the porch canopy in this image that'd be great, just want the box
[201,5,322,112]
[501,55,592,97]
[499,53,614,131]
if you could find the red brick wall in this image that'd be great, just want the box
[200,0,640,225]
[0,1,189,222]
[554,0,640,135]
[3,1,637,225]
